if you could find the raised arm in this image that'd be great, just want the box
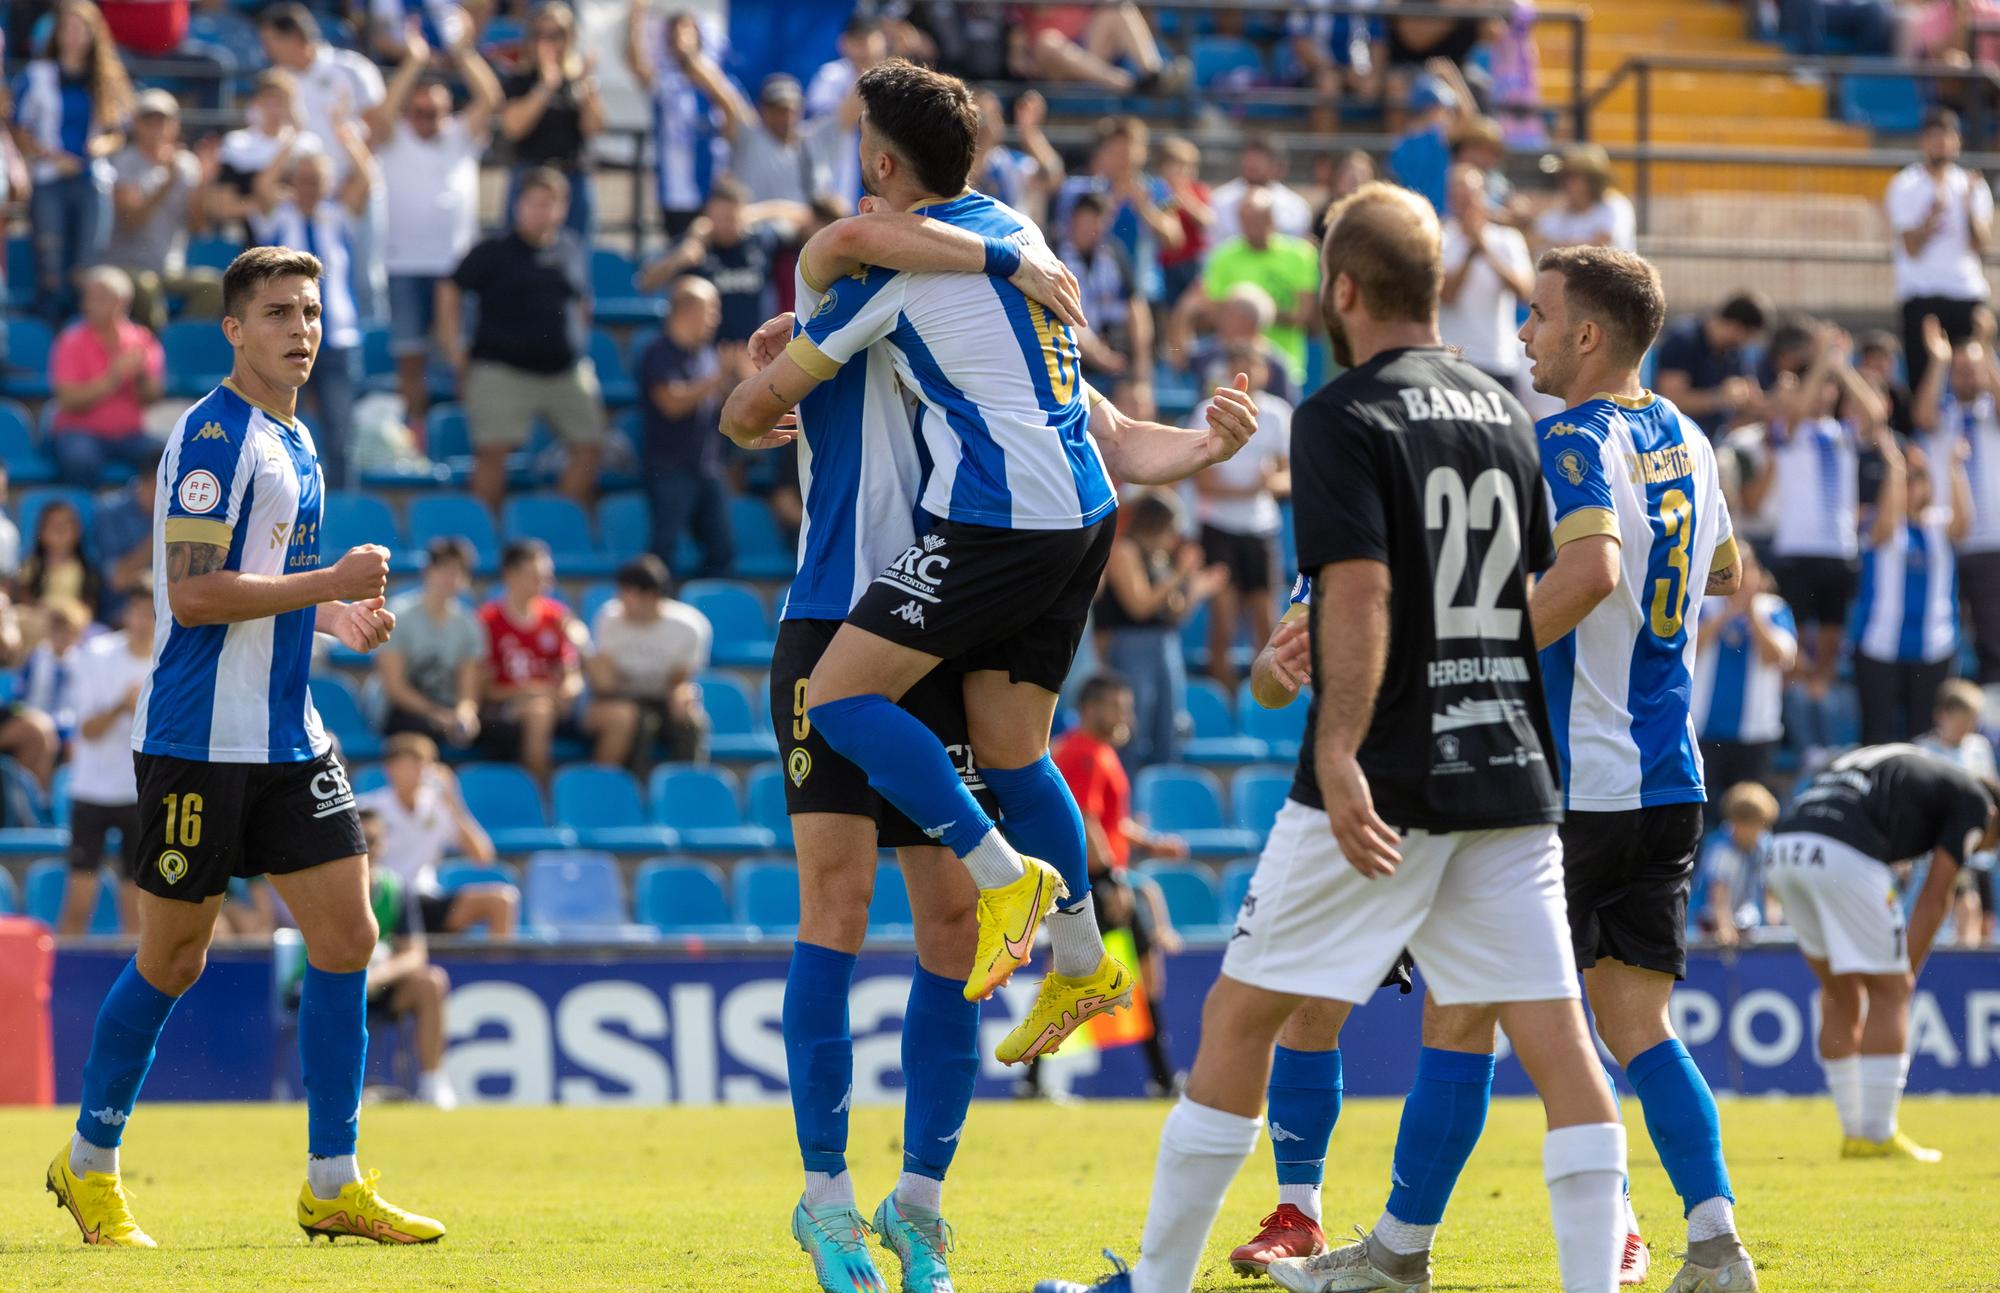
[1088,373,1257,484]
[1311,559,1400,876]
[1947,439,1974,545]
[1012,90,1065,190]
[456,43,505,136]
[1867,426,1906,546]
[365,24,429,143]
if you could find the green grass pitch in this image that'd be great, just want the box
[4,1097,1998,1290]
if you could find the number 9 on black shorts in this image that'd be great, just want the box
[133,750,369,902]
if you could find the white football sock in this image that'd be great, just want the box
[1543,1122,1626,1293]
[962,829,1027,890]
[1372,1212,1437,1255]
[307,1154,361,1201]
[1821,1055,1862,1138]
[70,1134,116,1178]
[802,1170,855,1209]
[1048,900,1106,977]
[1131,1099,1261,1293]
[1278,1182,1322,1223]
[1855,1052,1909,1143]
[1686,1196,1737,1244]
[417,1070,457,1110]
[895,1171,942,1213]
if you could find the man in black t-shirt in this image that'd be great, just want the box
[1768,744,2000,1161]
[1652,291,1770,436]
[636,178,795,342]
[633,277,746,578]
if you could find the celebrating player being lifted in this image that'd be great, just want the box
[45,248,440,1248]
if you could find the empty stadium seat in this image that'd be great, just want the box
[347,763,386,797]
[1137,861,1222,934]
[6,236,35,310]
[869,861,913,934]
[0,755,68,855]
[0,316,52,397]
[633,857,739,935]
[310,675,381,761]
[0,866,17,914]
[425,403,472,462]
[435,859,521,892]
[47,765,71,828]
[592,248,665,326]
[523,850,634,937]
[729,496,794,579]
[1220,859,1257,923]
[457,764,577,852]
[1230,766,1292,843]
[504,493,615,577]
[590,329,637,406]
[551,765,679,852]
[321,492,402,559]
[184,236,242,273]
[734,857,800,934]
[1133,765,1259,858]
[599,493,651,561]
[744,762,794,848]
[697,673,780,761]
[1183,678,1265,764]
[1839,74,1925,133]
[681,581,774,668]
[1190,34,1265,87]
[1238,682,1307,762]
[649,764,776,853]
[578,581,619,626]
[161,320,234,397]
[0,399,55,484]
[406,493,500,575]
[24,859,120,933]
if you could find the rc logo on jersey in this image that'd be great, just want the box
[177,469,222,514]
[1555,449,1590,487]
[310,764,355,819]
[194,420,229,442]
[787,746,812,787]
[894,600,927,628]
[156,850,189,885]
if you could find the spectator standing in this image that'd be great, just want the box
[1653,291,1772,437]
[720,73,840,207]
[363,23,501,425]
[500,0,605,238]
[14,498,100,626]
[10,0,132,322]
[380,536,484,750]
[437,168,604,513]
[1054,116,1183,304]
[1691,784,1778,948]
[211,71,316,230]
[623,4,746,237]
[1855,329,1914,436]
[1691,544,1798,818]
[971,88,1064,228]
[1908,0,2000,66]
[1093,490,1225,772]
[637,178,799,343]
[91,448,158,589]
[803,14,889,204]
[1438,162,1533,389]
[249,126,374,491]
[105,89,222,332]
[1386,66,1468,214]
[587,555,712,765]
[1887,109,1991,394]
[1061,193,1153,412]
[358,732,516,939]
[1853,433,1972,745]
[48,266,162,487]
[1206,134,1315,246]
[1914,313,2000,688]
[1192,347,1291,691]
[1533,144,1636,251]
[57,580,150,935]
[1154,136,1213,308]
[635,277,743,578]
[1185,189,1319,387]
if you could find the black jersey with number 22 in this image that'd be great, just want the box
[1288,346,1562,832]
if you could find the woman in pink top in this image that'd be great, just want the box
[47,264,163,486]
[1911,0,2000,65]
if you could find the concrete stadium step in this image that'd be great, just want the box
[1612,159,1898,200]
[1591,115,1869,148]
[1536,30,1784,76]
[1540,67,1829,118]
[1584,1,1748,41]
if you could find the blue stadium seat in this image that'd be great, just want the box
[869,861,913,934]
[406,493,500,575]
[633,857,739,935]
[1137,861,1222,933]
[435,859,521,892]
[426,403,472,462]
[1220,859,1257,923]
[523,850,631,937]
[1189,34,1265,88]
[697,672,780,761]
[579,581,619,626]
[0,866,17,915]
[649,764,775,853]
[681,580,774,669]
[590,329,637,406]
[1133,765,1258,858]
[729,496,794,579]
[552,765,679,852]
[744,762,794,848]
[346,763,385,797]
[0,398,56,484]
[1238,681,1306,762]
[48,765,72,827]
[599,492,651,562]
[734,857,800,934]
[25,859,121,933]
[161,320,234,397]
[360,324,395,392]
[504,493,615,577]
[1839,75,1925,133]
[310,675,381,761]
[6,237,35,310]
[458,764,577,852]
[1,317,52,398]
[0,759,68,856]
[592,248,665,326]
[1231,766,1292,844]
[321,491,402,559]
[184,236,243,273]
[1183,678,1265,764]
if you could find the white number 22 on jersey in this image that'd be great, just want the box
[1425,466,1523,641]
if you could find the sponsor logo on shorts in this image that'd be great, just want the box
[177,469,222,514]
[787,747,812,787]
[872,542,951,606]
[310,763,356,819]
[894,600,927,628]
[156,849,189,884]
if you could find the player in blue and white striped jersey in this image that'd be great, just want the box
[721,59,1259,1078]
[1691,544,1799,821]
[46,248,441,1252]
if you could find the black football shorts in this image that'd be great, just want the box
[1559,803,1705,980]
[133,750,368,902]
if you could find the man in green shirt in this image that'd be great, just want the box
[1183,188,1320,385]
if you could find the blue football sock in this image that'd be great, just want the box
[900,964,980,1181]
[1267,1046,1342,1188]
[74,960,180,1149]
[1626,1039,1733,1215]
[299,965,368,1158]
[982,756,1092,905]
[1385,1047,1496,1226]
[808,695,996,857]
[784,942,856,1177]
[1606,1063,1633,1204]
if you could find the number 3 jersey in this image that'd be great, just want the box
[1288,345,1561,832]
[1538,392,1737,812]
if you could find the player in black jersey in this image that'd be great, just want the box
[1768,744,2000,1160]
[1034,182,1628,1293]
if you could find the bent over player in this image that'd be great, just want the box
[45,247,440,1247]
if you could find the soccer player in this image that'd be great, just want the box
[1765,745,1999,1159]
[720,58,1259,1066]
[43,246,440,1247]
[1038,181,1628,1293]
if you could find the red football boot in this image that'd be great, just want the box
[1618,1230,1651,1286]
[1229,1205,1328,1277]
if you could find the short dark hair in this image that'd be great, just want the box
[615,554,670,596]
[1857,328,1902,361]
[1715,291,1771,334]
[1537,245,1666,364]
[1923,106,1961,134]
[706,175,749,206]
[500,538,549,573]
[1078,672,1132,709]
[515,165,571,204]
[222,245,323,321]
[1768,316,1818,370]
[1069,191,1108,219]
[258,2,319,42]
[857,58,978,197]
[385,732,440,764]
[1127,489,1180,536]
[426,535,474,572]
[843,13,883,38]
[1240,132,1283,161]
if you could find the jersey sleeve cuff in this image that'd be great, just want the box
[1084,381,1107,409]
[164,517,233,547]
[1552,507,1620,548]
[784,335,841,380]
[1278,602,1308,626]
[1710,534,1740,573]
[798,255,832,297]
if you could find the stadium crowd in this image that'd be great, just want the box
[0,0,1995,968]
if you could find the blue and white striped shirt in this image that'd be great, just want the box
[1691,592,1797,744]
[1854,515,1959,664]
[251,200,361,351]
[11,60,100,184]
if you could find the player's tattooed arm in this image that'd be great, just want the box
[165,540,228,584]
[1704,560,1742,596]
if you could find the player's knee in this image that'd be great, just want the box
[151,943,209,995]
[425,964,450,1000]
[312,920,379,972]
[913,898,977,975]
[1422,1000,1499,1053]
[1864,971,1912,1006]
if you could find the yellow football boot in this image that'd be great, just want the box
[46,1143,155,1247]
[965,858,1066,1002]
[297,1170,446,1243]
[1841,1131,1942,1163]
[995,954,1135,1064]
